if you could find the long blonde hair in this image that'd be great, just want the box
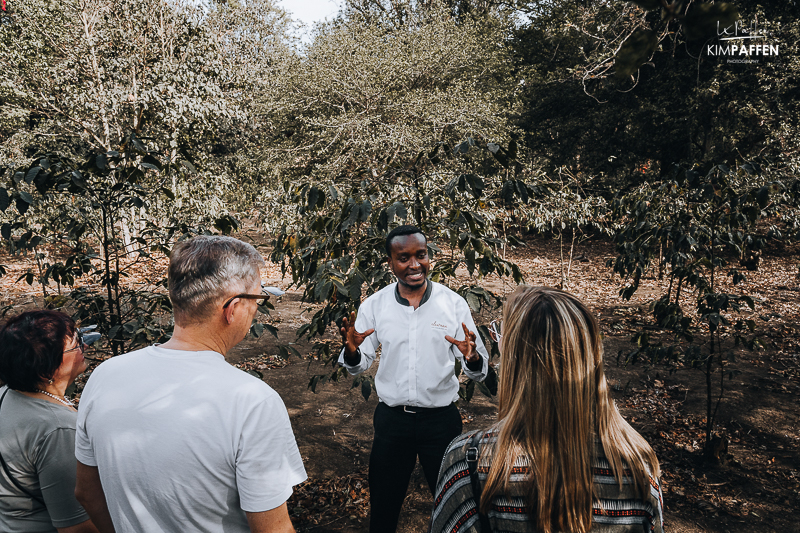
[480,286,659,532]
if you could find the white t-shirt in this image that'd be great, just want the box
[75,346,306,532]
[338,281,489,407]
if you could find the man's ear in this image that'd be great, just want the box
[222,298,238,325]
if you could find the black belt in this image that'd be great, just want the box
[385,402,456,414]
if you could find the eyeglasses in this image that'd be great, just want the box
[489,319,502,343]
[222,294,269,309]
[63,333,86,354]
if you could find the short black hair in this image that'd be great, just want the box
[0,310,76,392]
[386,225,427,257]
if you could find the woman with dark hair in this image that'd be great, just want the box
[0,310,100,533]
[431,286,663,533]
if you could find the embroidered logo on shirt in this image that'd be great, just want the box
[430,320,449,331]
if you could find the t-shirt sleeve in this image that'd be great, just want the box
[74,376,97,467]
[36,428,91,528]
[235,391,307,512]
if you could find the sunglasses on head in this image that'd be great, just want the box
[489,319,502,343]
[64,326,101,353]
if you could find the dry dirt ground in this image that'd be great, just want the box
[2,235,799,533]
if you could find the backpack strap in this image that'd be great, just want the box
[0,389,46,506]
[465,430,492,532]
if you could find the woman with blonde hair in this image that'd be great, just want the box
[430,286,663,533]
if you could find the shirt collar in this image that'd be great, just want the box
[394,279,433,307]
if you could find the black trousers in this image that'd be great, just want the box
[368,402,463,533]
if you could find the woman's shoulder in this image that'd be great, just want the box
[2,388,77,432]
[442,428,501,469]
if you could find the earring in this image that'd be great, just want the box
[48,379,53,385]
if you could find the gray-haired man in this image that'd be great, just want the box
[75,236,306,533]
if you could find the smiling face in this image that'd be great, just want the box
[387,233,430,291]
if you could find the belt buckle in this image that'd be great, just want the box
[403,405,417,414]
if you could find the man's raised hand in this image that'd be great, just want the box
[340,311,375,358]
[445,322,479,364]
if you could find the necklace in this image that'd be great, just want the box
[36,389,75,407]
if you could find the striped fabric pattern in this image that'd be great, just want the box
[430,431,664,533]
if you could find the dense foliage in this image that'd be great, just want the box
[1,0,798,447]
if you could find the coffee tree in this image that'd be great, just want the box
[608,162,782,460]
[271,139,541,400]
[0,135,239,356]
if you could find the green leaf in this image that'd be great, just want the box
[264,324,279,338]
[250,323,264,338]
[141,155,162,171]
[492,150,509,169]
[361,379,371,401]
[179,159,197,174]
[465,379,475,401]
[484,365,498,395]
[615,29,657,79]
[377,209,388,231]
[130,133,147,153]
[214,215,240,235]
[359,200,372,222]
[308,375,322,393]
[71,171,87,189]
[756,186,769,208]
[18,191,33,204]
[465,291,480,312]
[507,139,518,160]
[25,167,41,184]
[16,197,30,215]
[308,186,320,209]
[682,3,739,41]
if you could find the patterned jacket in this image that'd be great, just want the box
[430,430,664,533]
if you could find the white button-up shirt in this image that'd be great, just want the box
[338,281,489,408]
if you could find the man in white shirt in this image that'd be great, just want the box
[74,236,307,533]
[338,225,489,533]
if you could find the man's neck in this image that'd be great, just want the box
[161,324,229,355]
[397,279,427,309]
